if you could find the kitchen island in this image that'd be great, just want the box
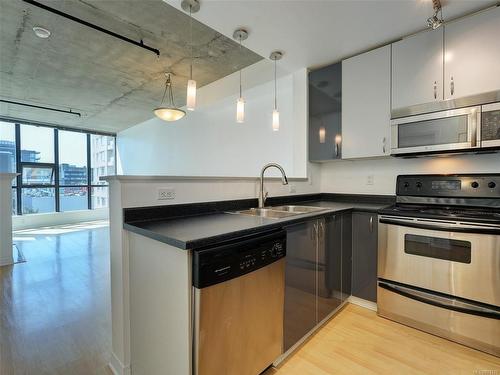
[117,189,392,375]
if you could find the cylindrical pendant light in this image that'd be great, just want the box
[270,51,283,132]
[233,28,249,123]
[181,0,200,111]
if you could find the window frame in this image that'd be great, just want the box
[1,119,116,215]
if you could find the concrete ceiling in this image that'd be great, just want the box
[0,0,262,133]
[165,0,497,72]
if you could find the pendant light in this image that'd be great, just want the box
[270,51,283,131]
[154,73,186,122]
[233,28,249,123]
[181,0,200,111]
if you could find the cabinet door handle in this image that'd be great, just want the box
[319,221,325,238]
[450,77,454,96]
[382,137,386,154]
[433,81,437,100]
[369,216,374,233]
[335,143,339,158]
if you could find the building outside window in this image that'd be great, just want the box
[0,120,115,215]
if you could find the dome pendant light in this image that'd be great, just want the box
[154,73,186,122]
[182,0,200,111]
[270,51,283,132]
[233,28,249,123]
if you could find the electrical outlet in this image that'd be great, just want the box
[289,184,297,193]
[158,188,176,200]
[366,175,375,186]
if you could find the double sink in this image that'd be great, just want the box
[233,205,328,219]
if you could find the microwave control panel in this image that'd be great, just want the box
[482,103,500,142]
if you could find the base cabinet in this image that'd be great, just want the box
[283,220,318,351]
[352,212,378,302]
[284,213,352,352]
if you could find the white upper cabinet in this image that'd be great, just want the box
[444,7,500,100]
[342,45,391,159]
[391,28,444,111]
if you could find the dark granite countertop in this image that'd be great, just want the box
[123,197,392,250]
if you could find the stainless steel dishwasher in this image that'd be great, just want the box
[192,230,286,375]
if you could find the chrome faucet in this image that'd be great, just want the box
[259,163,288,208]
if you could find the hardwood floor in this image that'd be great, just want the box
[0,222,112,375]
[1,222,499,374]
[268,304,500,375]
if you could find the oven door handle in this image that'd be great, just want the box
[378,280,500,320]
[379,217,500,235]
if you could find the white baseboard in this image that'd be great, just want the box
[348,296,378,311]
[109,352,131,375]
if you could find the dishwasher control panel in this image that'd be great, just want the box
[193,230,286,289]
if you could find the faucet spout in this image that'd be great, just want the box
[259,163,289,208]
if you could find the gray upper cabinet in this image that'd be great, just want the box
[309,63,342,161]
[352,212,378,303]
[392,28,444,112]
[342,45,391,159]
[444,6,500,100]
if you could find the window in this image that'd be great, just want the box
[4,120,115,215]
[59,131,88,185]
[12,188,17,215]
[0,122,16,174]
[60,187,88,212]
[22,166,55,185]
[22,188,56,214]
[20,125,54,163]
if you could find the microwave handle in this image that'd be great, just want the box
[470,109,480,148]
[378,281,500,320]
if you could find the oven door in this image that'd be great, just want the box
[391,106,481,155]
[378,215,500,307]
[481,102,500,149]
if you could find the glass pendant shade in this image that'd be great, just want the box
[236,97,245,123]
[154,107,186,121]
[272,109,280,132]
[154,73,185,122]
[186,79,197,111]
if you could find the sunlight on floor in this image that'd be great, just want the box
[13,220,109,237]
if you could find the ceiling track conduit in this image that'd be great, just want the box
[0,99,82,117]
[22,0,161,57]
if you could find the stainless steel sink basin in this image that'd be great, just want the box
[271,205,328,213]
[231,205,327,219]
[234,208,300,219]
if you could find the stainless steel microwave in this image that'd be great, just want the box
[391,106,482,156]
[391,103,500,156]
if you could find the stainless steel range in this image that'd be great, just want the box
[378,174,500,357]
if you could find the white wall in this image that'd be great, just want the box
[320,153,500,195]
[117,61,308,178]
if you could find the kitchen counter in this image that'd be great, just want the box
[123,195,393,250]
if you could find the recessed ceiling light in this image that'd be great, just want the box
[33,26,51,39]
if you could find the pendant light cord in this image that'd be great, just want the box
[274,58,277,110]
[189,5,193,80]
[239,37,242,98]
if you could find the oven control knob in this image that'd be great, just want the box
[471,181,479,189]
[403,182,410,189]
[416,182,422,189]
[488,181,496,189]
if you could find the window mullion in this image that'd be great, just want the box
[54,129,60,212]
[87,133,92,210]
